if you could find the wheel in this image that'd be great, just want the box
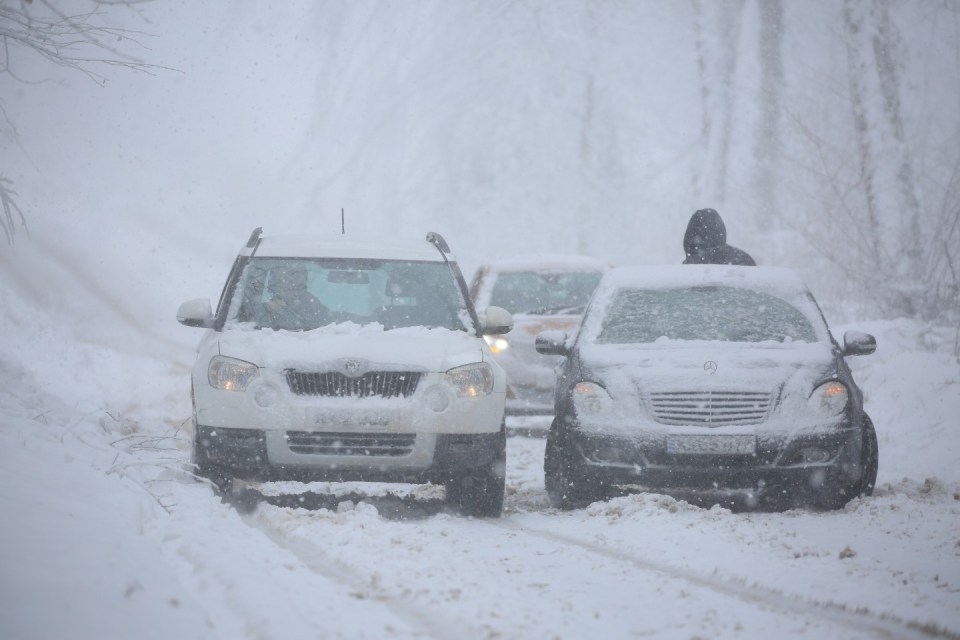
[854,414,879,497]
[445,426,506,517]
[544,425,596,510]
[191,422,232,493]
[228,486,261,514]
[811,414,879,510]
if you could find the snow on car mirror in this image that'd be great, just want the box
[535,330,569,355]
[177,298,214,328]
[480,305,513,335]
[842,330,877,356]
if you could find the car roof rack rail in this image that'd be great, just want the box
[246,227,263,249]
[426,232,450,254]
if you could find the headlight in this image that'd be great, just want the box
[811,380,848,415]
[572,381,611,416]
[483,335,510,353]
[445,362,494,397]
[208,356,259,392]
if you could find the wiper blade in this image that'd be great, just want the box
[524,304,584,315]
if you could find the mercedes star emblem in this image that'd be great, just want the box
[703,360,718,374]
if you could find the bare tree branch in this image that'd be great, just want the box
[0,0,170,245]
[0,176,27,244]
[1,0,173,85]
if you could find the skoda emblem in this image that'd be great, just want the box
[703,360,718,375]
[342,359,365,377]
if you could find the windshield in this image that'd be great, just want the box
[594,286,818,345]
[489,271,602,315]
[225,257,469,332]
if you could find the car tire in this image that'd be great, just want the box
[811,414,879,510]
[445,425,506,518]
[854,414,879,497]
[229,486,261,514]
[544,425,596,510]
[191,423,232,493]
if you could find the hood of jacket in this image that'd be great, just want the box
[683,208,727,256]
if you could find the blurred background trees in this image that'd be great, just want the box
[0,0,157,243]
[785,0,958,323]
[1,1,957,327]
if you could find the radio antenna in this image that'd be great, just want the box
[341,208,345,235]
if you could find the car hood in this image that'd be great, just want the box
[510,314,582,343]
[216,323,486,373]
[579,341,836,397]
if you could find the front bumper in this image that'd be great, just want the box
[557,416,864,493]
[195,425,503,483]
[505,385,555,416]
[193,368,506,435]
[495,350,560,416]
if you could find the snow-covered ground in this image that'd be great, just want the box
[1,314,958,639]
[2,2,959,638]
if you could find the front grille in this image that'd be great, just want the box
[285,370,422,398]
[285,431,416,457]
[648,390,773,426]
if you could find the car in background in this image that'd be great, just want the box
[536,265,878,511]
[469,255,607,424]
[177,229,513,517]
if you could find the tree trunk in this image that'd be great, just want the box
[692,0,745,208]
[754,0,784,229]
[871,0,923,288]
[841,0,921,316]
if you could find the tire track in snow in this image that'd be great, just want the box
[490,520,960,640]
[248,511,485,640]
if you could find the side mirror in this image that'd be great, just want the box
[177,298,215,328]
[535,330,569,356]
[842,330,876,356]
[479,305,513,335]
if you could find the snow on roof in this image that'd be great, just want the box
[482,253,608,272]
[249,234,452,262]
[600,264,810,294]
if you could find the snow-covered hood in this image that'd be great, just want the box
[216,323,486,373]
[510,314,582,344]
[580,340,836,398]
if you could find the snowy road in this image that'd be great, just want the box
[138,434,959,640]
[2,320,959,640]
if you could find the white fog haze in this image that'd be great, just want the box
[1,1,958,638]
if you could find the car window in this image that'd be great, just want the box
[489,271,602,315]
[595,286,818,344]
[226,257,468,331]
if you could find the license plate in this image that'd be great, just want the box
[311,410,390,427]
[666,434,756,455]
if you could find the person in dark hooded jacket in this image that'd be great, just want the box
[682,208,756,266]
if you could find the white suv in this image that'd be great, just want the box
[177,229,513,516]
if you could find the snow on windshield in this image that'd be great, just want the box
[226,257,469,332]
[579,266,831,346]
[594,286,817,345]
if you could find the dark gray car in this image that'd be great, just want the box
[537,265,877,510]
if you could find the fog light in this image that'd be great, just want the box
[589,445,623,464]
[253,383,280,408]
[484,335,510,353]
[423,386,451,413]
[798,447,831,463]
